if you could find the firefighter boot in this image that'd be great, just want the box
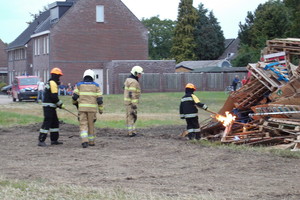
[82,142,88,148]
[188,132,195,140]
[51,141,63,145]
[129,132,137,137]
[195,132,201,140]
[38,141,47,147]
[38,133,47,147]
[88,141,95,146]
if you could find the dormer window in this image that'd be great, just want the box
[96,5,104,22]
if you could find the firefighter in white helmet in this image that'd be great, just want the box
[124,65,144,137]
[72,69,103,148]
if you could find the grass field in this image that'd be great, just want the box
[0,91,227,128]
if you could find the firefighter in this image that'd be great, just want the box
[38,67,65,147]
[179,83,208,140]
[124,65,143,137]
[72,69,103,148]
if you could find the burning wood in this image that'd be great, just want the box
[215,111,236,127]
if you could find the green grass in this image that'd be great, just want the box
[0,177,220,200]
[0,92,227,128]
[0,111,43,126]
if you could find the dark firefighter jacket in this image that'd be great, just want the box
[180,91,206,119]
[42,76,63,108]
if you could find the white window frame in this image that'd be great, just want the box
[46,35,49,54]
[96,5,104,22]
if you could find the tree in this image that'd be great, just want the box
[284,0,300,37]
[234,0,292,66]
[238,11,255,46]
[194,4,225,60]
[141,16,176,60]
[171,0,199,63]
[26,6,48,24]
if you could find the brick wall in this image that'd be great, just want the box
[50,0,148,62]
[0,40,7,69]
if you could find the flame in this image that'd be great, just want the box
[216,111,236,127]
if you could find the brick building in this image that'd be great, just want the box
[0,39,7,83]
[6,0,175,94]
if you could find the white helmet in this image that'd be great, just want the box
[131,66,144,76]
[83,69,95,80]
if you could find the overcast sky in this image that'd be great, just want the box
[0,0,268,44]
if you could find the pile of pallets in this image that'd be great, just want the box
[266,38,300,56]
[200,38,300,151]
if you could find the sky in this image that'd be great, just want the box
[0,0,269,44]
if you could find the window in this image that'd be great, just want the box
[34,39,38,56]
[96,5,104,22]
[46,36,49,54]
[43,37,47,54]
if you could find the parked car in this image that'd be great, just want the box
[1,84,12,94]
[11,76,39,102]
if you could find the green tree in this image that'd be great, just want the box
[195,4,225,60]
[284,0,300,37]
[141,16,176,60]
[171,0,199,63]
[234,0,292,66]
[238,11,255,46]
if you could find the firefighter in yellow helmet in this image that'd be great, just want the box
[38,67,65,147]
[179,83,208,140]
[72,69,103,148]
[124,65,143,137]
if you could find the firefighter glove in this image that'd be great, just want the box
[98,105,103,114]
[202,104,208,110]
[131,109,137,117]
[131,104,137,110]
[57,103,65,109]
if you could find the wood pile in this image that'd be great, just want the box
[200,38,300,151]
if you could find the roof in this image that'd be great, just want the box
[8,10,51,49]
[218,38,240,61]
[192,66,247,73]
[176,60,231,70]
[8,0,77,50]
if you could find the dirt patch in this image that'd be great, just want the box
[0,123,299,199]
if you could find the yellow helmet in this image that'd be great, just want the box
[50,67,63,75]
[185,83,196,91]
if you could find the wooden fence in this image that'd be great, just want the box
[118,72,247,93]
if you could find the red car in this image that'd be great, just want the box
[11,76,39,102]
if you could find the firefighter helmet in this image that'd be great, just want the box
[50,67,63,75]
[185,83,196,91]
[131,66,144,76]
[83,69,95,80]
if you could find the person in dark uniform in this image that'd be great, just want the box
[180,83,208,140]
[38,67,65,147]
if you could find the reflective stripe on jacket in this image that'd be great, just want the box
[43,80,61,108]
[73,82,102,112]
[124,76,141,106]
[179,93,200,119]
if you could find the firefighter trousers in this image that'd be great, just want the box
[39,107,60,142]
[185,117,201,140]
[126,105,137,135]
[79,111,96,144]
